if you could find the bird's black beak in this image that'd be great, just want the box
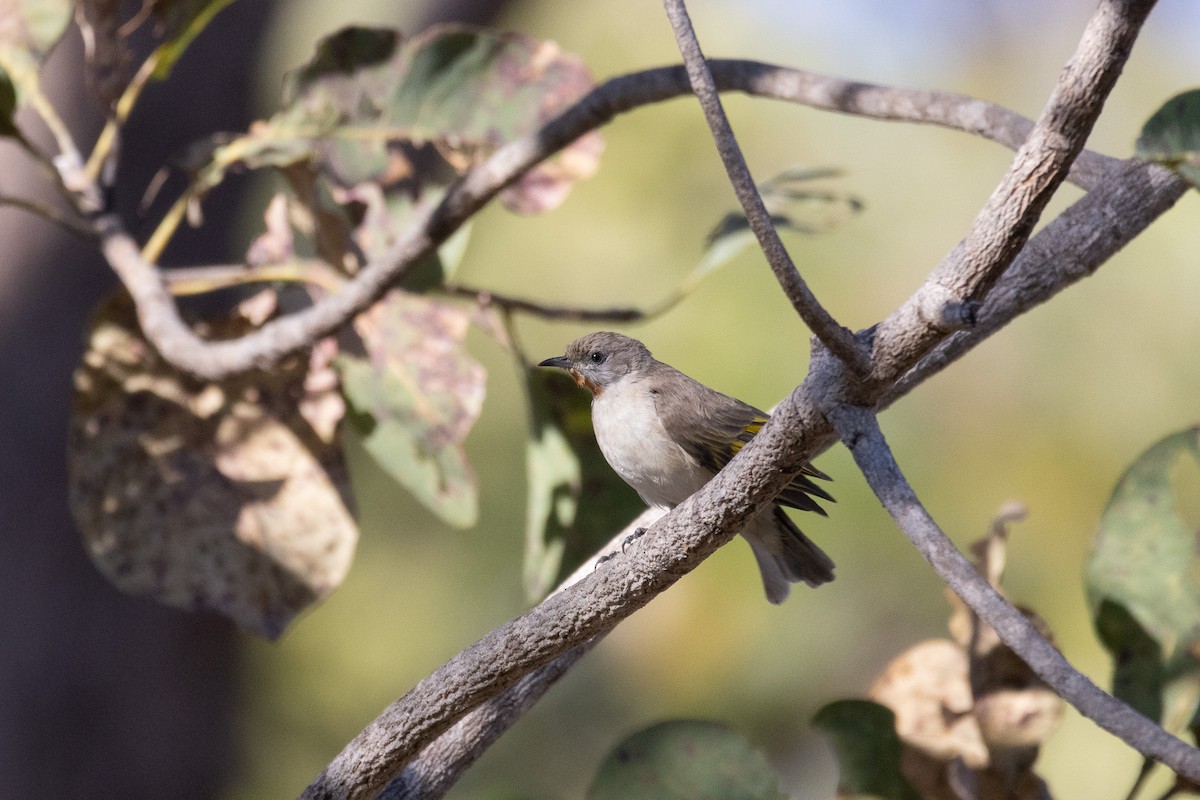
[538,355,570,369]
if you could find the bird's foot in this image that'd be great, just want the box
[621,527,647,553]
[594,528,648,570]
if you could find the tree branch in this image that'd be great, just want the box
[299,148,1192,792]
[825,402,1200,778]
[376,509,664,800]
[880,159,1187,409]
[662,0,870,376]
[377,642,598,800]
[867,0,1160,390]
[98,58,1120,381]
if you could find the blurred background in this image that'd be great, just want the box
[2,1,1199,798]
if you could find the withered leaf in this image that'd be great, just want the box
[68,294,356,639]
[869,638,988,769]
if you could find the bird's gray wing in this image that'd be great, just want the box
[649,366,832,513]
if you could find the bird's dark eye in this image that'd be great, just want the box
[589,351,606,364]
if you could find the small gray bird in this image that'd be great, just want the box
[538,331,834,603]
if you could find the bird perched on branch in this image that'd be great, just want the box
[538,331,833,603]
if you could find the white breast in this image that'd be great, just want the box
[592,379,712,508]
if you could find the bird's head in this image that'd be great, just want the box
[538,331,653,396]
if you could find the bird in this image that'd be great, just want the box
[538,331,834,603]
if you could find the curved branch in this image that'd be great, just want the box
[663,0,869,375]
[102,59,1119,381]
[826,402,1200,778]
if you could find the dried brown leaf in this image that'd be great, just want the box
[869,639,988,768]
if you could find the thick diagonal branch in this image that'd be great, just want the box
[376,509,663,800]
[867,0,1160,389]
[826,403,1200,778]
[662,0,869,375]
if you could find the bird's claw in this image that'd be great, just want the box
[621,527,647,553]
[594,528,648,571]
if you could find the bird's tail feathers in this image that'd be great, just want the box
[742,507,835,604]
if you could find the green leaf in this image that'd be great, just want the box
[1136,89,1200,188]
[338,291,485,528]
[811,700,920,800]
[150,0,239,80]
[587,720,784,800]
[1086,426,1200,671]
[1094,599,1166,723]
[185,24,597,273]
[205,24,599,200]
[654,167,861,315]
[523,368,643,600]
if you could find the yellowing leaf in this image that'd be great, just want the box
[191,24,601,225]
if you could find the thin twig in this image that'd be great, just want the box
[661,0,869,376]
[440,283,643,323]
[826,402,1200,781]
[162,260,349,296]
[0,193,96,241]
[0,60,105,213]
[85,54,159,183]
